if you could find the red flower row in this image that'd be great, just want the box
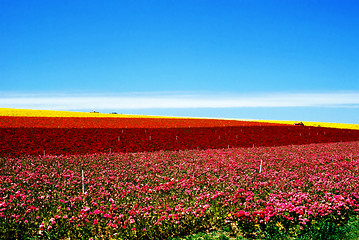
[0,116,282,128]
[1,125,359,157]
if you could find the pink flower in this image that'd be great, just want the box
[49,218,55,225]
[235,210,246,218]
[82,206,90,212]
[94,209,101,214]
[108,221,117,228]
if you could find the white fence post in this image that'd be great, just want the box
[82,170,85,194]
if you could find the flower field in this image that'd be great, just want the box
[1,111,359,158]
[1,141,359,239]
[2,108,359,239]
[2,122,359,158]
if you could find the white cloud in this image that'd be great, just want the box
[0,91,359,110]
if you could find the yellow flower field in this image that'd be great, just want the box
[0,108,171,118]
[255,120,359,130]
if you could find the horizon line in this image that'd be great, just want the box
[1,91,359,110]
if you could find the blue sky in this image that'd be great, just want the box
[1,0,358,123]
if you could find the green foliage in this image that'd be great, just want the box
[181,216,359,239]
[217,233,229,240]
[297,216,359,240]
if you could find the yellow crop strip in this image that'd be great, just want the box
[0,108,173,118]
[255,120,359,130]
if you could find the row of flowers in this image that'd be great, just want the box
[1,141,359,239]
[1,125,359,157]
[0,116,282,128]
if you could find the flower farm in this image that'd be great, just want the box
[1,108,359,239]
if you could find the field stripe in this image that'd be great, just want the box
[1,108,358,130]
[254,119,359,130]
[0,108,175,118]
